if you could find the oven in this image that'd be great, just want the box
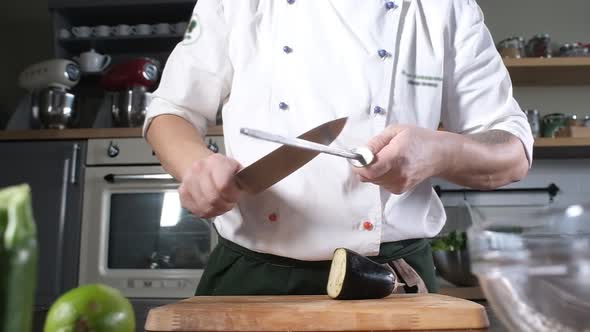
[78,136,224,299]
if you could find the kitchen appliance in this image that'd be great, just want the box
[100,57,160,128]
[467,203,590,332]
[145,294,489,331]
[78,137,223,298]
[235,117,349,194]
[16,59,81,129]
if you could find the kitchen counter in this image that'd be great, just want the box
[0,126,223,140]
[2,127,589,159]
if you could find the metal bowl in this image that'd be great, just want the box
[432,248,479,287]
[468,203,590,332]
[32,88,77,129]
[111,86,151,128]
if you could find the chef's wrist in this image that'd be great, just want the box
[176,144,212,180]
[431,130,461,179]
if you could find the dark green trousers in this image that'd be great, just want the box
[195,235,438,296]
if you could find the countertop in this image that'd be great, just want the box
[2,127,590,159]
[0,126,223,140]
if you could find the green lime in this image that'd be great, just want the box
[44,284,135,332]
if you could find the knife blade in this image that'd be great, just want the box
[234,117,348,194]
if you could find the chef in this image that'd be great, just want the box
[143,0,533,295]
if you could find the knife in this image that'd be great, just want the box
[239,128,374,168]
[234,117,349,194]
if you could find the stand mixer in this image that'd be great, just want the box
[17,59,81,129]
[100,58,160,127]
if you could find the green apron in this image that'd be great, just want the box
[195,233,438,296]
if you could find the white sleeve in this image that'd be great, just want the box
[441,0,534,166]
[143,0,232,138]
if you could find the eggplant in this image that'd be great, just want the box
[327,248,397,300]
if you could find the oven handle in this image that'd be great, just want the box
[434,183,560,201]
[104,173,177,183]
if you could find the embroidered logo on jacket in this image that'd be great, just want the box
[402,70,442,88]
[182,14,201,45]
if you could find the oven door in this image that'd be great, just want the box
[79,165,217,298]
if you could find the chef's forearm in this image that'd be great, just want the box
[145,115,214,181]
[437,130,529,190]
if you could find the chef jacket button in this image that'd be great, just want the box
[287,0,295,4]
[363,221,374,231]
[283,45,293,54]
[378,49,391,59]
[279,102,289,110]
[373,106,386,115]
[268,213,279,222]
[385,1,397,10]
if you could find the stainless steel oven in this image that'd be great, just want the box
[78,136,224,299]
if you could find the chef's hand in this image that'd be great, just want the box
[353,125,449,194]
[178,154,243,218]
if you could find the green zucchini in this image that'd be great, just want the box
[0,184,38,332]
[327,248,397,300]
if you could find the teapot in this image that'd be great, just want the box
[74,49,111,73]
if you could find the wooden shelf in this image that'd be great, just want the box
[49,0,196,9]
[534,137,590,158]
[534,137,590,147]
[504,57,590,86]
[0,126,222,141]
[59,33,184,43]
[58,34,183,54]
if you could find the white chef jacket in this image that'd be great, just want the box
[144,0,534,261]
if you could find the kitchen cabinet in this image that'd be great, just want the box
[48,0,196,61]
[49,0,195,8]
[45,0,198,130]
[0,141,85,331]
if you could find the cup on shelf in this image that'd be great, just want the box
[152,23,172,35]
[93,25,112,38]
[173,21,188,35]
[59,28,71,39]
[134,24,152,36]
[72,26,92,38]
[113,24,135,37]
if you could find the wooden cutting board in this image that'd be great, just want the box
[144,294,489,331]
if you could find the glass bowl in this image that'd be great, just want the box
[468,203,590,332]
